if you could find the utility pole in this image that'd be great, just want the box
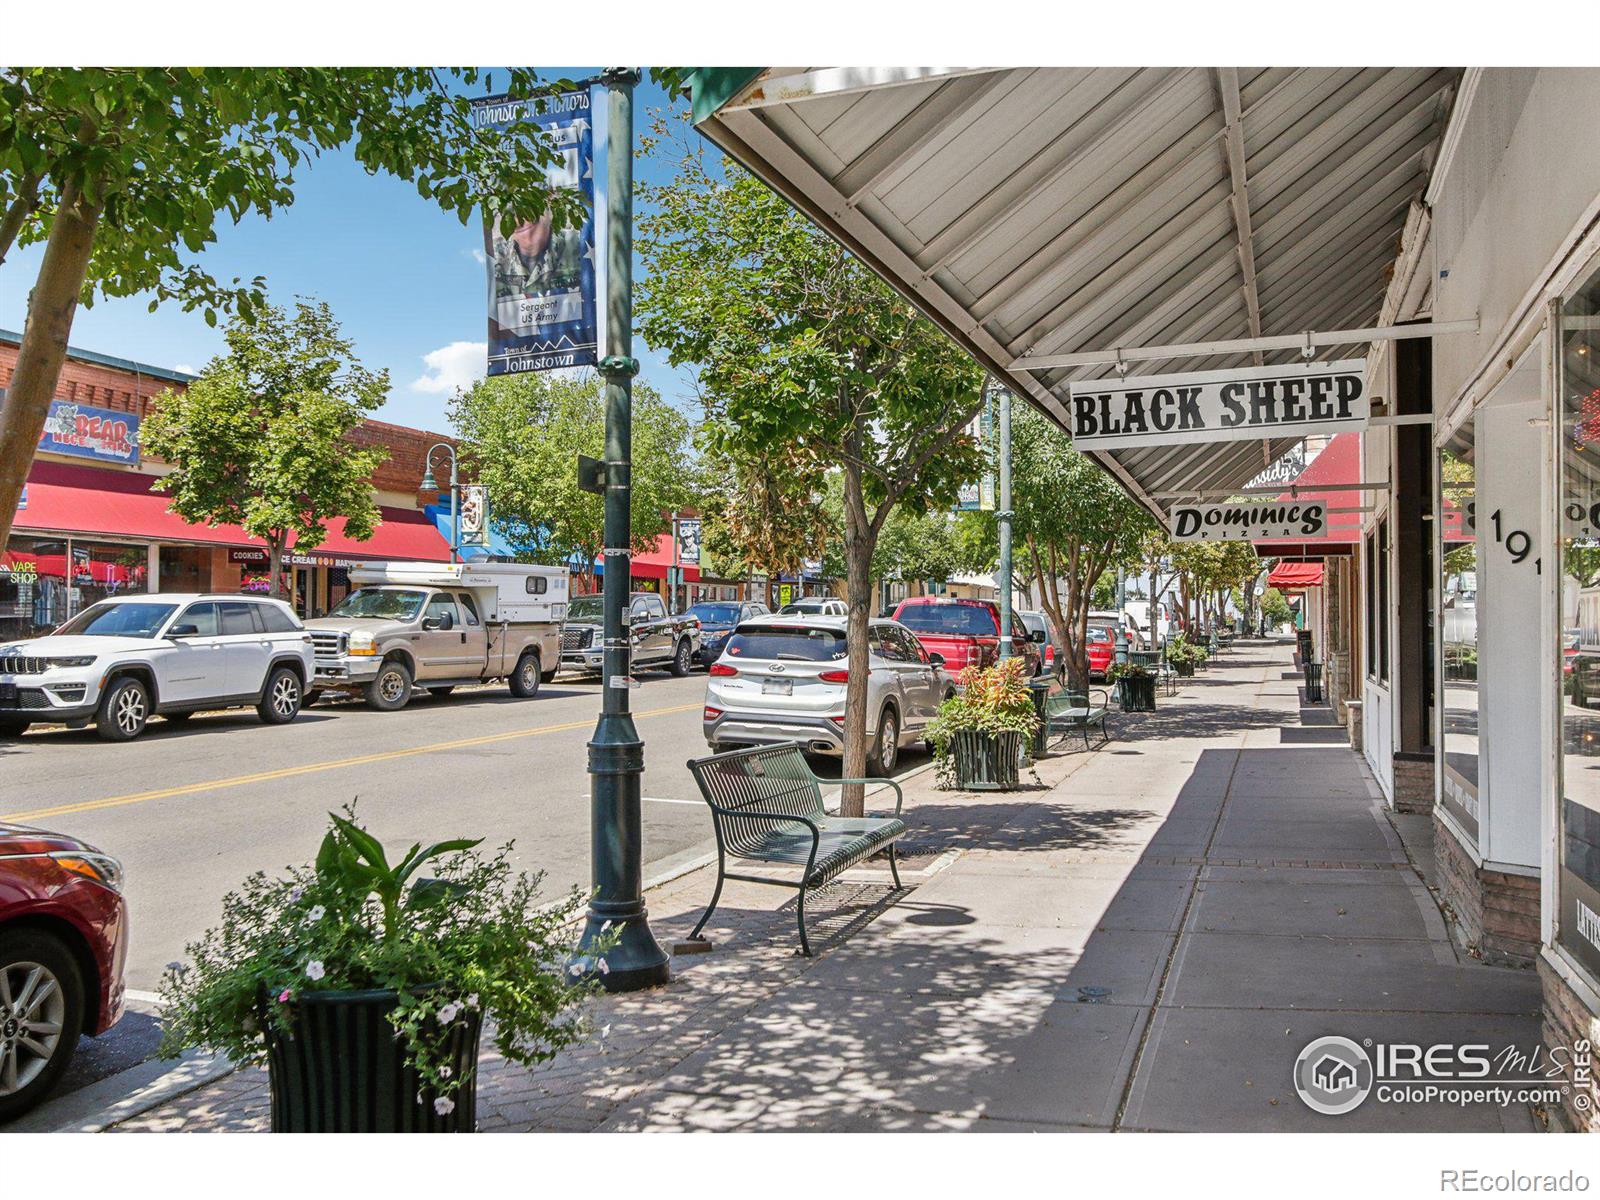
[573,68,669,993]
[995,379,1013,659]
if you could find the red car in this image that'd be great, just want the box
[891,597,1042,676]
[1085,625,1114,680]
[0,823,128,1121]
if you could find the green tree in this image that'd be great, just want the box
[697,450,826,602]
[636,115,985,811]
[1259,586,1295,629]
[140,299,387,596]
[448,372,696,593]
[1010,404,1156,688]
[0,66,637,550]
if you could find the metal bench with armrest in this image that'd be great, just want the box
[1045,688,1111,751]
[686,742,906,956]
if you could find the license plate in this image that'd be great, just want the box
[762,679,792,696]
[0,683,15,703]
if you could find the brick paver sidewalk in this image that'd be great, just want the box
[112,638,1543,1132]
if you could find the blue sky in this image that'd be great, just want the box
[0,70,699,434]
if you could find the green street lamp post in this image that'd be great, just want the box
[995,379,1013,659]
[572,67,670,993]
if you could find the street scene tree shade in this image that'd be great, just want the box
[139,299,389,596]
[0,66,590,552]
[635,114,987,814]
[696,450,827,594]
[447,372,696,591]
[1008,403,1155,689]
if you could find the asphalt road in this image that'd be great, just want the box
[0,664,935,1117]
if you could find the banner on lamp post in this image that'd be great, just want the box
[675,518,701,566]
[459,484,489,548]
[1169,500,1328,542]
[1068,359,1368,451]
[474,90,598,376]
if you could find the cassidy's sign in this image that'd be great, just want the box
[1068,359,1368,450]
[1170,501,1327,541]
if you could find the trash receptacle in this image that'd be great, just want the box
[1027,678,1051,757]
[1305,660,1324,703]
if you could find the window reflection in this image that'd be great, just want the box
[1440,420,1479,839]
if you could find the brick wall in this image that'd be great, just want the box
[0,338,453,503]
[1434,814,1541,966]
[1537,958,1600,1132]
[1391,751,1434,815]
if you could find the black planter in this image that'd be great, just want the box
[1173,659,1196,678]
[265,987,482,1132]
[951,728,1024,791]
[1117,674,1156,712]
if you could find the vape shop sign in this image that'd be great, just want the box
[1169,500,1327,541]
[1068,359,1368,451]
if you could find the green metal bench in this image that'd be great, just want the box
[686,742,906,956]
[1045,688,1111,751]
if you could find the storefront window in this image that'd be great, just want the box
[1558,264,1600,980]
[73,540,149,612]
[1,536,71,640]
[158,544,205,593]
[1440,418,1479,842]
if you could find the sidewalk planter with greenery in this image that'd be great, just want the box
[1165,634,1203,678]
[929,659,1041,791]
[159,810,609,1133]
[1109,662,1156,712]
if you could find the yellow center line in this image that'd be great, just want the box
[2,702,704,824]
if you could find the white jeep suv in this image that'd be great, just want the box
[0,594,315,741]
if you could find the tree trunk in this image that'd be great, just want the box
[0,172,42,267]
[267,537,288,601]
[0,183,102,551]
[839,459,879,818]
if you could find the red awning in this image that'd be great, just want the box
[1253,432,1362,555]
[593,531,702,582]
[15,460,451,562]
[1267,561,1325,589]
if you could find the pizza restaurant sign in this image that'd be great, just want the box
[1067,359,1368,451]
[1169,500,1327,542]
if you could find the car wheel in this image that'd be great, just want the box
[670,639,692,677]
[508,652,541,698]
[364,659,413,712]
[257,666,303,725]
[0,719,29,738]
[95,676,150,741]
[426,686,456,699]
[868,707,899,775]
[0,929,85,1122]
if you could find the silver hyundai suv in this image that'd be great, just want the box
[0,594,315,741]
[702,615,955,774]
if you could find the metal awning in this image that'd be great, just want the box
[687,67,1461,518]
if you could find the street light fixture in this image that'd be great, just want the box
[422,443,459,564]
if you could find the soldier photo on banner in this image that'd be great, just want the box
[473,88,598,375]
[460,484,489,548]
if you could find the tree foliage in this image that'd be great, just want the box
[1009,403,1156,687]
[0,66,630,549]
[448,372,697,591]
[635,111,986,812]
[140,299,388,595]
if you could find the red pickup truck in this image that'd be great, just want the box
[891,597,1042,676]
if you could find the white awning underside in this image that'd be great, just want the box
[694,66,1461,517]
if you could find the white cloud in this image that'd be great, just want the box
[461,246,486,266]
[411,341,487,396]
[173,363,197,375]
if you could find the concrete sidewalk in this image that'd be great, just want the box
[110,637,1543,1132]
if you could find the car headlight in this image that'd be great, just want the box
[50,850,125,894]
[47,655,97,668]
[348,632,377,656]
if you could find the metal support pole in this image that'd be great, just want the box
[449,453,460,565]
[996,380,1013,659]
[573,68,669,993]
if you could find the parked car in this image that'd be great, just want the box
[0,594,314,741]
[0,822,127,1121]
[703,615,954,774]
[561,591,701,677]
[777,597,848,617]
[890,596,1042,677]
[305,562,566,710]
[1019,610,1060,674]
[1086,625,1114,680]
[686,599,770,666]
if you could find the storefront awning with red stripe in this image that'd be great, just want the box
[1253,432,1362,558]
[1266,561,1325,589]
[15,460,452,562]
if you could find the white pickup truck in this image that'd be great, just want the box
[304,562,568,710]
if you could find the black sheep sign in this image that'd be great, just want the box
[1067,359,1367,450]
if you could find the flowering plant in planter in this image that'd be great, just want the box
[1164,634,1204,673]
[1106,661,1151,682]
[927,658,1040,788]
[158,808,608,1118]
